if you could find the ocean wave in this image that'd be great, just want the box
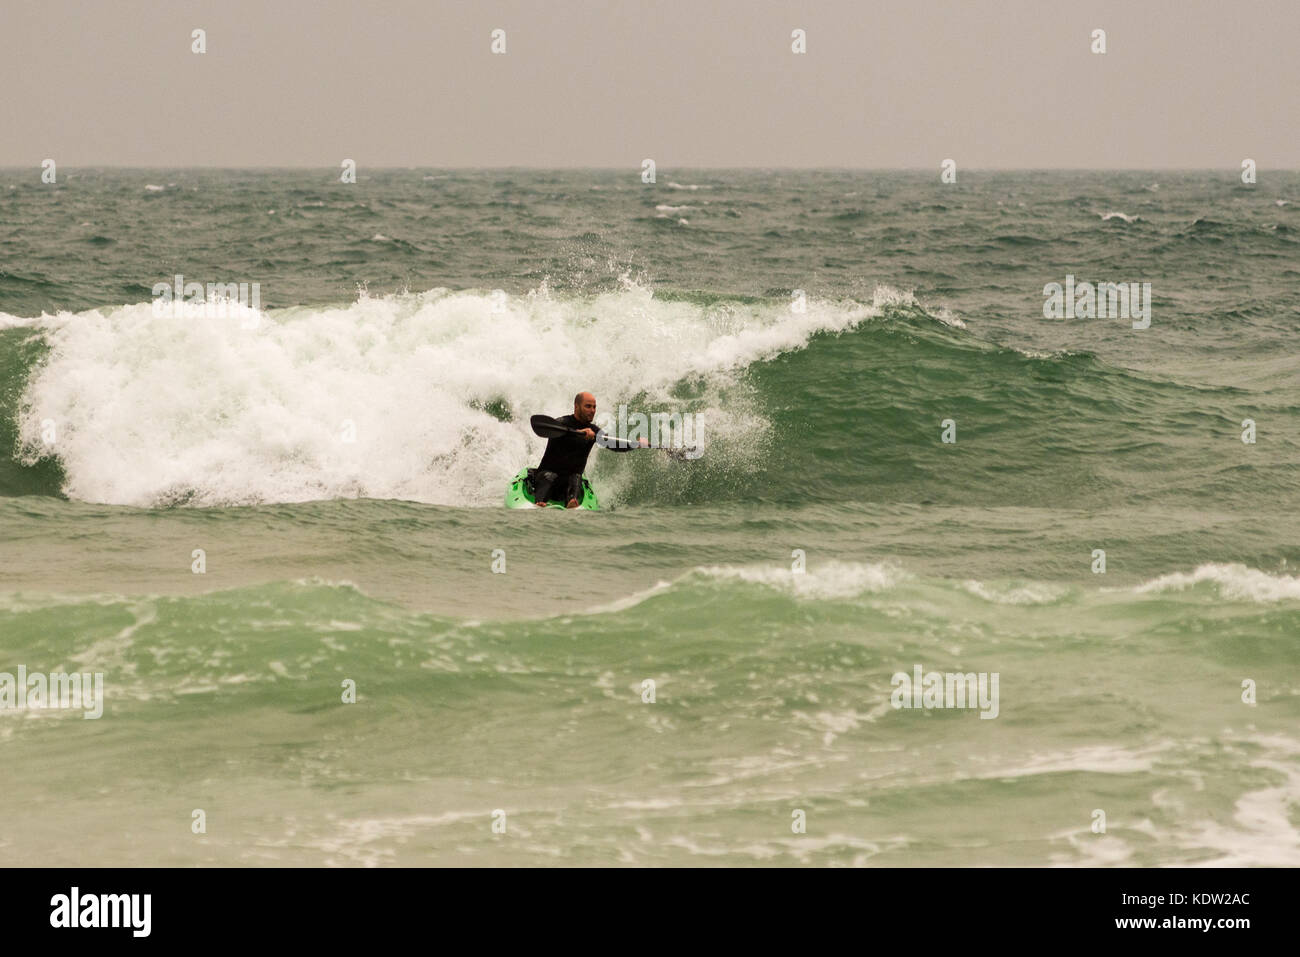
[1131,562,1300,602]
[8,283,891,506]
[695,560,911,599]
[960,580,1073,605]
[578,561,1300,617]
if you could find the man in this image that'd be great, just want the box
[533,391,648,507]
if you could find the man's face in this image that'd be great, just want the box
[575,394,597,423]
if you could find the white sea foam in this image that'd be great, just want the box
[985,742,1169,778]
[696,560,910,599]
[16,282,889,506]
[930,306,967,329]
[580,579,675,616]
[1099,211,1139,223]
[659,832,907,865]
[792,702,894,745]
[574,560,909,617]
[1177,734,1300,866]
[1051,734,1300,867]
[1133,563,1300,602]
[961,580,1071,605]
[0,312,42,329]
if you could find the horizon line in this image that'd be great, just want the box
[4,165,1297,173]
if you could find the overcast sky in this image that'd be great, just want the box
[2,0,1296,168]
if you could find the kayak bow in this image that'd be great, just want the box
[504,468,600,510]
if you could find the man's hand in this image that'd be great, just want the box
[580,428,595,440]
[638,437,650,448]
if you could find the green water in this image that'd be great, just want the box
[1,170,1297,865]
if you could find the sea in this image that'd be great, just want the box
[1,168,1297,865]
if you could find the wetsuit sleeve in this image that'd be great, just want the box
[594,428,639,451]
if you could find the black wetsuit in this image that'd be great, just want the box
[533,414,635,504]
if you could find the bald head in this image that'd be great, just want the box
[573,392,596,423]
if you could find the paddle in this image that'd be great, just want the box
[529,414,700,458]
[529,414,585,439]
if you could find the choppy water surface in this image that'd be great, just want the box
[1,169,1297,865]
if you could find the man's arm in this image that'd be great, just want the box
[595,428,649,451]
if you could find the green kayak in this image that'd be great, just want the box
[504,468,600,510]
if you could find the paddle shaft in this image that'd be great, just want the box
[529,413,686,451]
